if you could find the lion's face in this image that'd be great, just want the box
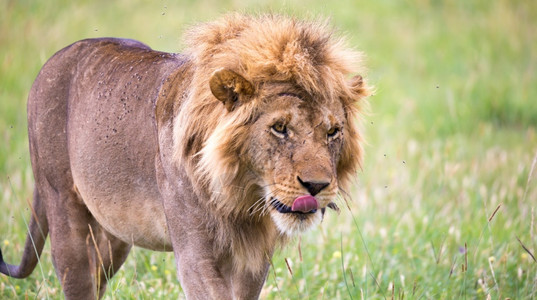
[200,65,366,239]
[245,83,346,235]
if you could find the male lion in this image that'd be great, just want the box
[0,14,369,299]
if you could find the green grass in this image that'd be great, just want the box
[1,0,536,299]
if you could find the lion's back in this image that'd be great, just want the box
[28,38,182,184]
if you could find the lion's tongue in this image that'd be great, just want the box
[291,195,318,213]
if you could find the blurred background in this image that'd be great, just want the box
[1,0,536,298]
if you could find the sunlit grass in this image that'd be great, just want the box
[1,0,536,299]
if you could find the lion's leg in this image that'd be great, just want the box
[229,263,270,299]
[44,187,98,300]
[86,226,131,299]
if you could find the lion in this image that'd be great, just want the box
[0,14,370,299]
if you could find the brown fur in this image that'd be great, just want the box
[0,14,370,299]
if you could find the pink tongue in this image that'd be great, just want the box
[291,195,318,213]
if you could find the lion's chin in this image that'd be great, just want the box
[269,209,323,236]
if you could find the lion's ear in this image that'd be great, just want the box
[348,75,370,101]
[209,69,254,112]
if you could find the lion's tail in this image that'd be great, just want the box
[0,188,48,278]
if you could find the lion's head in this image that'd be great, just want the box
[174,14,370,236]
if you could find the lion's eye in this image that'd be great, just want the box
[327,127,340,138]
[271,123,287,137]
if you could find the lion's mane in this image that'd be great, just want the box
[171,14,370,273]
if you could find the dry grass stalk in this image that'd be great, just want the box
[516,236,536,263]
[284,258,293,277]
[488,203,502,222]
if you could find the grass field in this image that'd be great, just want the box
[1,0,536,299]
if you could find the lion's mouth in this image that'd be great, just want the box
[270,197,319,214]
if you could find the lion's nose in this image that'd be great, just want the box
[297,176,330,196]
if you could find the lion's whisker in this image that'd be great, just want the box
[248,198,267,217]
[248,193,273,217]
[249,189,283,218]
